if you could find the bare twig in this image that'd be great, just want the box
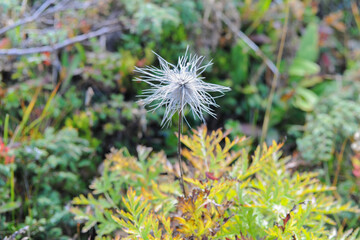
[219,12,279,76]
[0,25,121,56]
[0,0,93,36]
[42,0,92,17]
[33,0,56,17]
[4,226,29,240]
[0,0,56,36]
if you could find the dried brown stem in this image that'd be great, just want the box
[0,0,56,36]
[0,0,93,36]
[0,25,121,56]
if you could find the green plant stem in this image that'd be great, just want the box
[4,114,9,144]
[177,110,186,197]
[260,1,289,144]
[4,114,15,220]
[23,78,62,136]
[11,85,42,144]
[11,166,15,221]
[333,139,347,187]
[324,161,331,186]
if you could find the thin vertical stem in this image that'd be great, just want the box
[260,1,289,145]
[4,114,9,144]
[11,166,15,221]
[333,139,348,187]
[177,110,186,197]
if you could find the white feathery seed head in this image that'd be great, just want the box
[135,47,230,127]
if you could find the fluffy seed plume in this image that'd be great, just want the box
[135,47,230,127]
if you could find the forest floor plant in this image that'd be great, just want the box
[71,126,360,239]
[134,47,230,196]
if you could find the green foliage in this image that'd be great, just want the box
[111,188,167,240]
[280,20,321,113]
[0,150,19,216]
[295,22,319,62]
[72,126,359,239]
[295,79,360,226]
[71,145,179,238]
[230,41,249,85]
[1,128,94,239]
[297,82,360,162]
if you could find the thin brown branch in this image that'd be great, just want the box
[0,0,56,36]
[0,25,121,56]
[0,0,93,36]
[41,0,92,18]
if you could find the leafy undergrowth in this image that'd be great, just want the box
[71,126,359,239]
[1,127,94,238]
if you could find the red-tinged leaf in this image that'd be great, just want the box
[55,22,62,29]
[42,52,52,66]
[206,172,220,180]
[283,213,291,226]
[281,90,295,101]
[136,58,147,67]
[5,156,14,165]
[79,20,91,34]
[320,53,332,68]
[0,38,11,49]
[353,168,360,178]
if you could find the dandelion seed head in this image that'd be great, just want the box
[135,47,230,127]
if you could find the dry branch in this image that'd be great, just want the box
[0,0,56,36]
[0,25,121,56]
[3,226,29,240]
[0,0,92,36]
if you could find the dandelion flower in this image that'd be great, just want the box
[135,47,230,127]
